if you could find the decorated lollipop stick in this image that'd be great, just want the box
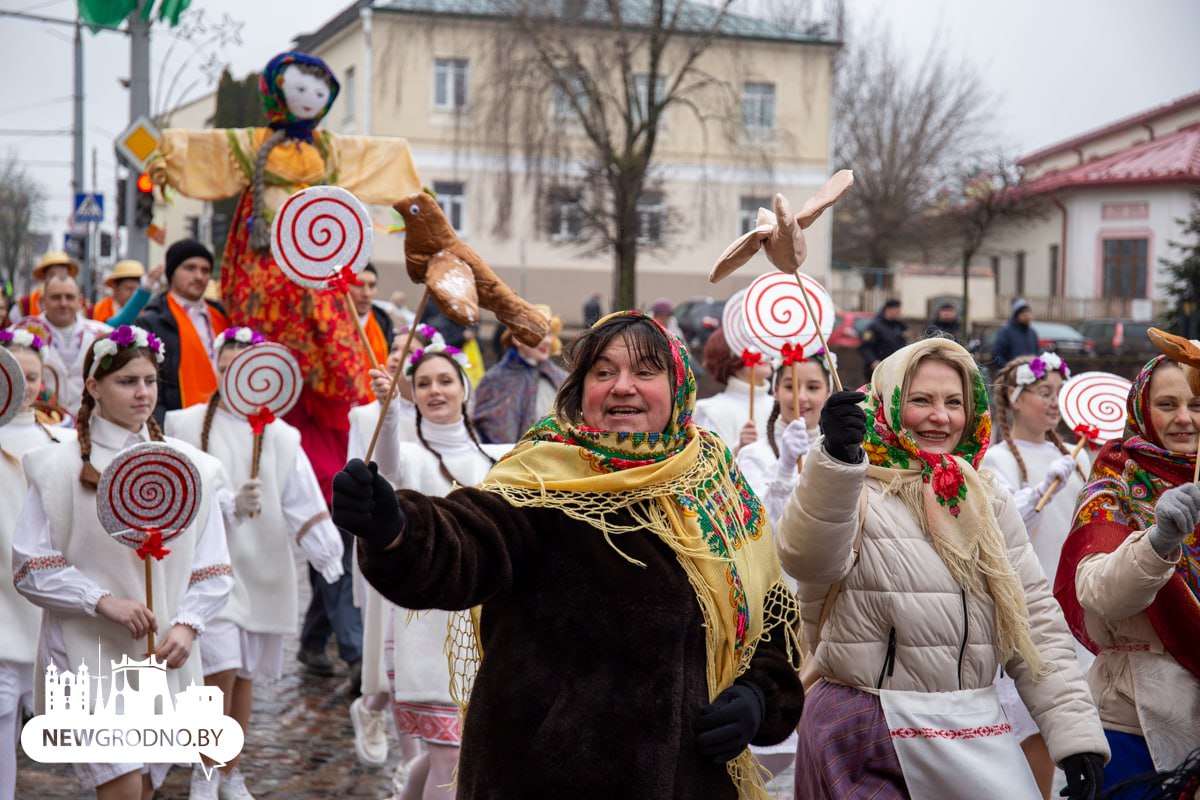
[1034,423,1098,513]
[221,343,302,493]
[333,271,380,371]
[792,274,841,392]
[97,443,200,657]
[366,289,431,464]
[741,348,763,423]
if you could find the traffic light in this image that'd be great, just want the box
[116,178,127,227]
[135,172,154,229]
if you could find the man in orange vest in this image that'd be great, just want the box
[16,252,79,321]
[348,263,393,367]
[92,260,144,323]
[135,239,228,423]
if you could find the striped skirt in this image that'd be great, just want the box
[794,679,909,799]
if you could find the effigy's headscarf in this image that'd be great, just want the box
[475,310,799,799]
[861,338,1045,674]
[1055,355,1200,679]
[259,51,340,143]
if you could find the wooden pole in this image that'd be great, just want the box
[343,291,380,370]
[1034,437,1087,513]
[366,290,430,463]
[792,273,842,392]
[791,361,803,474]
[748,377,755,424]
[144,556,155,654]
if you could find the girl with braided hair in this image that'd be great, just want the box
[147,50,423,509]
[363,335,508,800]
[0,330,72,800]
[982,352,1094,797]
[164,327,344,799]
[12,326,233,799]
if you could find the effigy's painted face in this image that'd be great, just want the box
[281,66,330,120]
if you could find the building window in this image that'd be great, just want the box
[546,186,584,241]
[342,66,355,126]
[550,74,589,120]
[433,181,466,233]
[1049,244,1059,296]
[637,190,666,245]
[433,58,468,110]
[634,73,666,127]
[1102,237,1149,298]
[741,82,775,132]
[738,196,772,235]
[1015,251,1026,296]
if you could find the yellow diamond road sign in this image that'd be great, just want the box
[115,116,160,168]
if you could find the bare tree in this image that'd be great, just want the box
[0,154,45,292]
[477,0,829,309]
[831,23,992,276]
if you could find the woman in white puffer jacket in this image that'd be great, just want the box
[776,338,1108,800]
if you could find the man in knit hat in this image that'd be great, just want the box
[135,238,228,423]
[992,298,1039,369]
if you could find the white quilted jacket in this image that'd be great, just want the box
[777,444,1109,764]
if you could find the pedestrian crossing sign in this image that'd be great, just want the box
[73,193,104,223]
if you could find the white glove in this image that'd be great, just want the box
[776,420,811,475]
[317,558,345,584]
[233,479,263,520]
[1034,455,1077,501]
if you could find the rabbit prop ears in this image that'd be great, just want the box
[709,170,854,283]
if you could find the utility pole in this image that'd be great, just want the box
[123,2,151,266]
[73,14,87,289]
[89,147,98,298]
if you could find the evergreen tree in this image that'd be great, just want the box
[1161,191,1200,337]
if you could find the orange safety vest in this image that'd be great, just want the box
[166,294,229,408]
[364,310,388,367]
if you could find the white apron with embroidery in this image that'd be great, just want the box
[879,685,1041,799]
[1128,650,1200,770]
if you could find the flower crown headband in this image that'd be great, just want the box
[0,329,47,357]
[403,325,471,379]
[88,325,165,379]
[215,327,267,349]
[1010,351,1070,402]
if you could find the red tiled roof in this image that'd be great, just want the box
[1019,126,1200,195]
[1018,90,1200,166]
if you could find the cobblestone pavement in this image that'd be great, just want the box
[16,550,796,798]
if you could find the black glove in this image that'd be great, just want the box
[819,390,867,464]
[693,680,766,763]
[332,459,405,551]
[1059,752,1105,800]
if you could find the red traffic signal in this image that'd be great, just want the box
[136,172,154,193]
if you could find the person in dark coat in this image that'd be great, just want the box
[858,298,906,382]
[992,298,1039,369]
[582,292,603,327]
[135,239,227,424]
[334,311,804,800]
[473,306,568,444]
[924,301,961,341]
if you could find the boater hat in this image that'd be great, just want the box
[104,260,145,289]
[34,251,80,281]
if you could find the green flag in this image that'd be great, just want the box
[77,0,192,28]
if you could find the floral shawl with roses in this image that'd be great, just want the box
[860,338,1046,673]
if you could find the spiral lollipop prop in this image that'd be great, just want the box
[97,442,201,652]
[221,343,302,481]
[271,185,380,369]
[744,271,841,391]
[1034,371,1131,512]
[0,346,24,428]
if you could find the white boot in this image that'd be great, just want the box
[189,765,220,800]
[217,767,256,800]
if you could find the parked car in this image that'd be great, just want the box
[827,310,875,349]
[674,297,726,352]
[1076,318,1161,358]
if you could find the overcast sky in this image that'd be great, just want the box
[1,0,1197,241]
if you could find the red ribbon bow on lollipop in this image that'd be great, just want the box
[327,265,363,294]
[248,406,276,435]
[1073,423,1101,447]
[741,349,763,368]
[780,342,807,366]
[136,530,171,561]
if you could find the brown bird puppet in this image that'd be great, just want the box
[709,170,854,282]
[1148,327,1200,395]
[396,192,549,347]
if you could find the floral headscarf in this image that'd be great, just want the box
[260,52,340,143]
[860,338,1044,673]
[1056,355,1200,679]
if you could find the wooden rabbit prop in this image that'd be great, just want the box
[396,192,549,348]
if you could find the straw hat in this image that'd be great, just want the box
[34,251,80,281]
[104,259,145,288]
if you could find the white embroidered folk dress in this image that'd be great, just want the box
[166,405,344,681]
[693,375,772,450]
[12,414,233,790]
